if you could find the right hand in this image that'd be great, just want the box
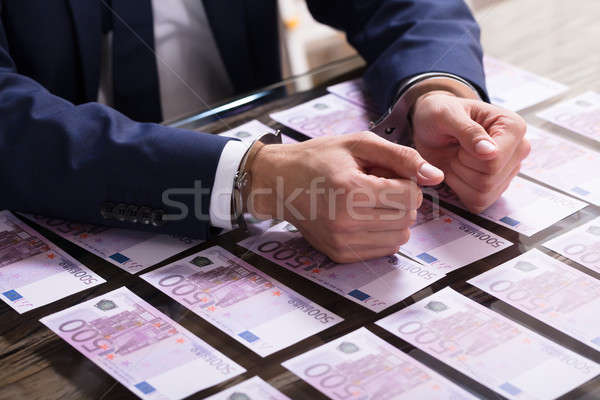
[245,132,444,263]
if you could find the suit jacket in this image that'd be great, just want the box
[0,0,486,239]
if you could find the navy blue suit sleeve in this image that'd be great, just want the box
[306,0,488,111]
[0,25,231,239]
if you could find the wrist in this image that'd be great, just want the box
[372,75,479,145]
[411,90,457,118]
[244,143,285,219]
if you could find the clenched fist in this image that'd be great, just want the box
[412,91,530,213]
[245,132,445,263]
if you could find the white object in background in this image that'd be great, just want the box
[269,94,374,138]
[205,376,290,400]
[219,119,297,144]
[438,176,586,236]
[0,210,105,313]
[239,221,445,312]
[537,91,600,143]
[544,216,600,274]
[520,125,600,206]
[26,215,201,274]
[469,249,600,350]
[327,78,378,112]
[219,120,275,142]
[399,199,512,272]
[484,56,567,111]
[40,287,245,400]
[283,327,477,399]
[141,246,342,357]
[278,0,357,90]
[376,287,600,400]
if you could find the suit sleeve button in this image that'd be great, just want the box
[137,206,153,225]
[113,203,128,222]
[125,205,139,223]
[151,209,165,227]
[100,202,115,220]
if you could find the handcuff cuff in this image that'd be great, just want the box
[370,72,481,143]
[231,130,281,230]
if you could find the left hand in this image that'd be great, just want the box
[411,90,530,213]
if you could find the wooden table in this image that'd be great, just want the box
[2,1,600,399]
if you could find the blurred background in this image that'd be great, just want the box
[278,0,599,94]
[278,0,499,87]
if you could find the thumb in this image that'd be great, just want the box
[449,111,498,159]
[352,133,444,186]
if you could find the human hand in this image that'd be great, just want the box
[246,132,444,263]
[411,91,530,213]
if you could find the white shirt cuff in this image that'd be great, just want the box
[397,73,481,100]
[209,140,249,229]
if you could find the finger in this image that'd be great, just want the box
[298,227,403,264]
[457,137,530,175]
[444,163,521,213]
[351,173,423,210]
[344,229,411,249]
[335,246,401,264]
[486,109,528,144]
[350,132,444,185]
[450,144,524,193]
[338,208,418,232]
[365,166,397,179]
[440,103,499,159]
[456,107,527,171]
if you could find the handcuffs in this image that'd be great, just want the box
[231,73,479,230]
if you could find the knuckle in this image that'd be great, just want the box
[471,205,487,214]
[387,210,409,227]
[499,113,526,138]
[397,229,411,245]
[520,138,531,159]
[329,172,351,191]
[417,94,438,113]
[483,159,503,175]
[513,114,527,136]
[357,130,379,144]
[398,146,420,164]
[407,209,418,225]
[413,186,424,209]
[468,196,493,213]
[328,233,347,251]
[477,177,497,193]
[463,122,484,139]
[328,219,349,234]
[327,251,344,264]
[515,162,523,175]
[329,250,354,264]
[431,98,453,117]
[345,132,367,148]
[338,214,360,233]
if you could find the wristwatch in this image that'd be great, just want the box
[371,73,481,144]
[231,131,281,230]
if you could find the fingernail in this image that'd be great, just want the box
[475,140,497,155]
[419,163,444,180]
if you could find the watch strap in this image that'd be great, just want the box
[232,130,281,230]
